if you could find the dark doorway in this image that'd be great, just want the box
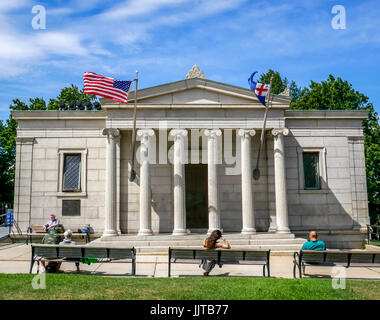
[185,164,208,229]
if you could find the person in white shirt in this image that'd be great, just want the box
[59,230,80,272]
[43,214,60,232]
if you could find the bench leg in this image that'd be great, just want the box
[267,264,270,278]
[29,258,35,274]
[168,250,171,277]
[262,265,266,277]
[132,259,136,277]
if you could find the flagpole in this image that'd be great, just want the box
[253,75,273,180]
[129,70,139,182]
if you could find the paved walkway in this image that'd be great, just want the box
[0,226,9,240]
[0,243,379,279]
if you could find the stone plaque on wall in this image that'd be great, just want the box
[62,200,81,216]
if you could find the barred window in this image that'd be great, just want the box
[303,152,320,190]
[63,154,81,191]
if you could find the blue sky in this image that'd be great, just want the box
[0,0,379,120]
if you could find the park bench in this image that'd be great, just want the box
[26,225,91,244]
[168,247,270,277]
[29,244,136,276]
[293,249,380,278]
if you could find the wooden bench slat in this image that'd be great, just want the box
[30,244,136,276]
[294,250,380,279]
[35,247,58,258]
[109,249,133,259]
[58,247,83,258]
[84,248,108,258]
[168,248,270,277]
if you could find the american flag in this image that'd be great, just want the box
[83,71,132,103]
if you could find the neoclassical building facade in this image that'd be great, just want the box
[12,68,370,248]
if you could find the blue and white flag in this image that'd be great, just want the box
[248,71,270,106]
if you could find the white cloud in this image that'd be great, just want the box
[98,0,189,21]
[0,0,30,12]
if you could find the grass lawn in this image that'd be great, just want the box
[0,274,379,300]
[370,241,380,246]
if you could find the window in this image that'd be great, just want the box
[63,154,81,191]
[303,152,320,190]
[58,149,87,197]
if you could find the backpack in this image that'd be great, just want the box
[42,232,62,244]
[45,261,58,273]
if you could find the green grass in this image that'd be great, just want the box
[370,241,380,246]
[0,274,379,300]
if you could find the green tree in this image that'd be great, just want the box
[0,86,96,207]
[48,85,95,110]
[260,71,380,225]
[259,69,301,100]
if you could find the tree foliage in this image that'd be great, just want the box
[260,71,380,224]
[0,85,96,206]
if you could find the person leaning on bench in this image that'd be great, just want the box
[301,231,326,251]
[43,214,60,232]
[200,229,231,276]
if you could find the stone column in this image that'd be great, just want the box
[204,129,222,233]
[137,129,155,236]
[102,128,120,237]
[238,129,256,234]
[170,129,188,235]
[272,128,290,233]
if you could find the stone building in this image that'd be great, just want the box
[11,67,370,248]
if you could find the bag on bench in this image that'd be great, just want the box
[46,261,58,273]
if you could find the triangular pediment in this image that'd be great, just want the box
[100,77,291,107]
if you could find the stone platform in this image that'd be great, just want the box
[89,232,307,253]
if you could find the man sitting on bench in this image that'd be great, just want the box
[301,231,326,251]
[43,214,60,232]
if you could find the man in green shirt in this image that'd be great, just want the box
[301,231,326,250]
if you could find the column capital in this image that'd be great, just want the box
[102,128,120,138]
[204,129,222,138]
[238,129,256,138]
[15,137,35,145]
[271,128,289,137]
[137,129,155,137]
[169,129,188,138]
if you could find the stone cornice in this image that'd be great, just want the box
[11,110,106,120]
[101,103,290,110]
[15,137,35,144]
[285,110,369,119]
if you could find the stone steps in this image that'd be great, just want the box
[90,234,307,253]
[96,232,297,241]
